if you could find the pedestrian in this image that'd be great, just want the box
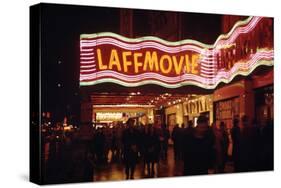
[122,118,139,179]
[143,125,161,177]
[111,127,118,162]
[184,120,194,136]
[93,128,105,164]
[115,123,124,161]
[213,121,229,173]
[82,149,95,182]
[160,124,170,160]
[240,115,258,172]
[179,124,186,160]
[171,124,181,160]
[183,115,215,175]
[250,118,262,171]
[104,126,113,163]
[259,119,273,170]
[231,117,241,172]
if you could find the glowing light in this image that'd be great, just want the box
[81,52,94,56]
[64,126,71,131]
[93,104,155,108]
[80,50,274,83]
[79,16,273,89]
[80,56,94,60]
[81,60,95,64]
[96,112,123,121]
[80,69,96,73]
[80,59,273,89]
[81,48,94,52]
[80,17,254,49]
[80,64,96,68]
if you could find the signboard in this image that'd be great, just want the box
[80,16,273,89]
[184,95,212,115]
[96,112,123,121]
[214,97,240,127]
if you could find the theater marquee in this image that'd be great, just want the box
[79,16,273,89]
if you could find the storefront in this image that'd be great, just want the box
[213,67,273,128]
[213,80,247,128]
[254,85,273,124]
[252,69,274,125]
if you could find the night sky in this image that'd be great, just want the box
[39,3,222,122]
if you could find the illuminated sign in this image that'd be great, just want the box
[95,49,200,75]
[184,95,212,115]
[80,16,273,89]
[96,112,123,121]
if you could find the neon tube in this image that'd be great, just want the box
[80,60,273,89]
[80,64,96,68]
[80,50,273,85]
[81,52,94,56]
[80,60,95,64]
[79,16,273,89]
[80,56,94,60]
[81,48,94,52]
[80,17,254,48]
[80,17,260,51]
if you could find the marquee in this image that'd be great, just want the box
[79,16,273,89]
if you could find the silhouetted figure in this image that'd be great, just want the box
[250,118,262,171]
[159,124,170,160]
[184,120,194,136]
[213,121,229,173]
[232,115,258,172]
[259,119,273,171]
[172,124,181,160]
[82,149,95,182]
[122,119,139,179]
[143,125,161,177]
[115,124,124,161]
[179,124,186,160]
[231,117,241,172]
[111,127,118,162]
[183,115,215,175]
[240,116,254,172]
[93,128,106,163]
[104,127,113,163]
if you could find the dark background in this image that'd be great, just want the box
[40,3,223,123]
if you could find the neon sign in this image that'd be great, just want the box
[95,49,200,75]
[79,16,273,89]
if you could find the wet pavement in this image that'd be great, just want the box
[94,146,234,181]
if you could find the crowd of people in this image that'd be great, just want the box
[90,119,170,179]
[231,116,273,172]
[42,115,273,183]
[172,115,273,175]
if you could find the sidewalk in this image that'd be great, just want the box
[94,147,234,181]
